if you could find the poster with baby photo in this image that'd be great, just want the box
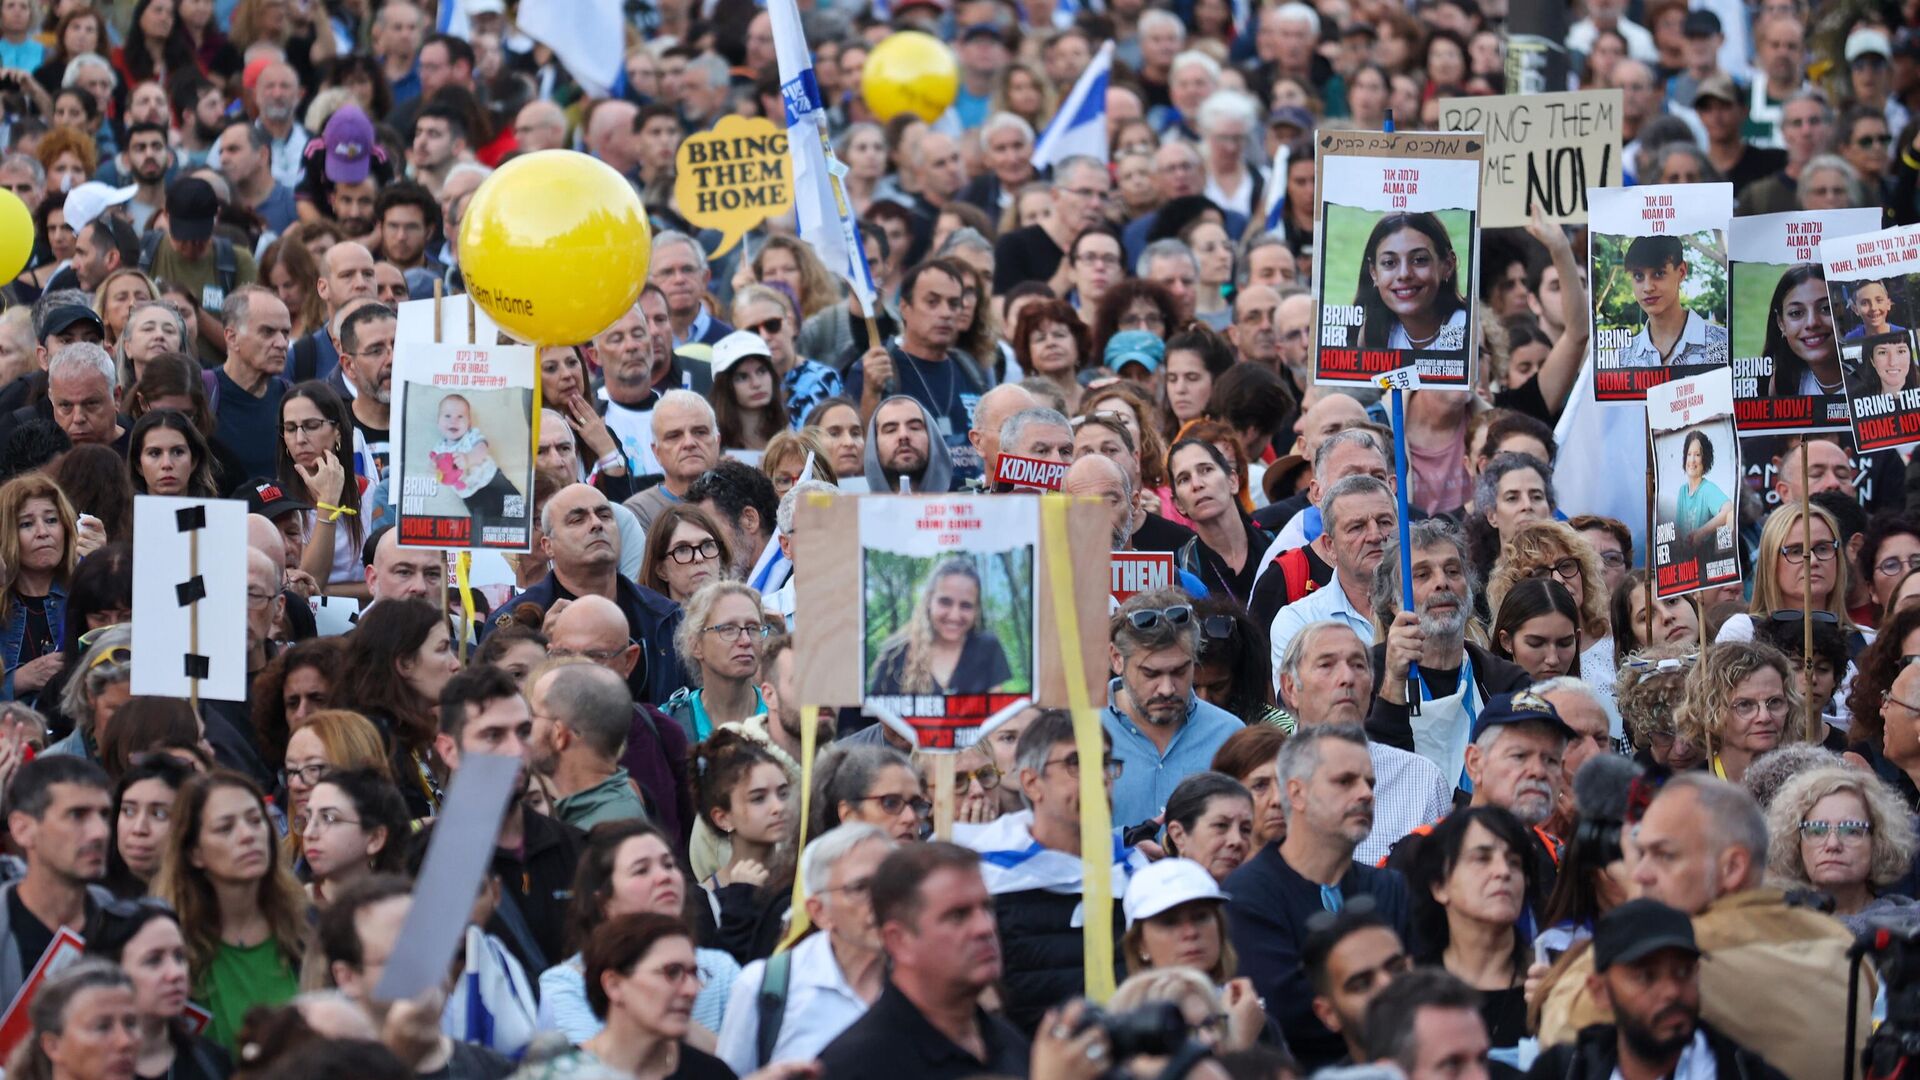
[394,341,537,551]
[1727,209,1879,435]
[1588,182,1732,404]
[1822,222,1920,454]
[1311,129,1483,390]
[1648,368,1741,599]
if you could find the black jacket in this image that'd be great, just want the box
[415,806,585,982]
[992,886,1126,1036]
[1365,641,1533,753]
[1527,1021,1790,1080]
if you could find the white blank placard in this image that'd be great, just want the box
[131,496,247,701]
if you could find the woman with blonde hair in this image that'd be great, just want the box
[1486,519,1617,708]
[92,267,157,352]
[0,473,79,702]
[991,59,1058,134]
[750,235,836,322]
[280,707,392,835]
[759,428,834,499]
[1718,502,1863,647]
[1108,965,1264,1059]
[1765,763,1916,929]
[866,557,1012,696]
[1674,641,1805,784]
[664,580,769,743]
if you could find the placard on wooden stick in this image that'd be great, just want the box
[1648,368,1742,598]
[792,492,1110,751]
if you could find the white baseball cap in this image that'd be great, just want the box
[712,329,774,379]
[62,181,138,234]
[1121,857,1228,928]
[1848,28,1893,64]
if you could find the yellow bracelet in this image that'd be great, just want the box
[316,502,357,524]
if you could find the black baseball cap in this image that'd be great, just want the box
[1682,9,1722,38]
[242,477,312,520]
[1469,689,1576,743]
[1593,898,1702,970]
[39,303,103,342]
[165,177,219,243]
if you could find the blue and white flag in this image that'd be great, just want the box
[435,0,471,38]
[1033,41,1114,171]
[517,0,625,99]
[1262,141,1290,232]
[770,0,879,309]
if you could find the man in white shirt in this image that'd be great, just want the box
[1269,475,1394,685]
[717,824,895,1072]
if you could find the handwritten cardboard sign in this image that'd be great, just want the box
[1110,551,1173,604]
[994,452,1067,491]
[674,115,796,257]
[1438,90,1621,227]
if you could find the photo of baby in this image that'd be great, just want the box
[397,374,534,551]
[432,393,524,534]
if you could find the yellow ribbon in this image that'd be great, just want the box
[1041,493,1115,1003]
[777,700,823,951]
[455,552,476,663]
[315,502,357,523]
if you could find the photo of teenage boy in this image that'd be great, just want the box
[1616,235,1729,368]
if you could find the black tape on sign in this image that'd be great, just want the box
[175,576,206,606]
[182,654,210,679]
[175,505,207,532]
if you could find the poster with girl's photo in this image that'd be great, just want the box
[1728,209,1879,434]
[1822,223,1920,454]
[1588,182,1733,404]
[1311,129,1484,390]
[395,342,537,551]
[1648,368,1741,598]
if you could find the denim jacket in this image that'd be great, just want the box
[1,582,65,702]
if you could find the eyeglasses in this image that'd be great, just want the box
[1126,604,1193,630]
[1728,695,1790,720]
[1075,252,1121,268]
[1529,557,1582,583]
[1597,550,1629,569]
[1780,541,1838,564]
[1768,609,1838,625]
[1877,554,1920,577]
[666,539,720,564]
[1059,186,1107,200]
[1621,652,1697,675]
[702,621,771,642]
[279,418,337,438]
[246,589,278,609]
[1041,752,1124,780]
[303,807,362,833]
[1882,689,1920,715]
[956,761,1001,790]
[743,317,784,337]
[850,792,933,818]
[284,762,329,786]
[819,874,875,896]
[1856,133,1895,147]
[1800,820,1873,843]
[648,962,705,985]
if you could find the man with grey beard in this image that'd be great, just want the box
[1363,520,1531,787]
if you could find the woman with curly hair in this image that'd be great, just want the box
[1674,640,1805,785]
[1615,645,1702,769]
[866,557,1011,696]
[1766,764,1917,930]
[248,636,345,770]
[1091,279,1183,361]
[750,235,836,322]
[1011,298,1091,415]
[1486,519,1617,709]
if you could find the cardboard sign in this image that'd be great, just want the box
[1729,209,1881,434]
[1437,90,1622,227]
[674,115,796,257]
[1820,222,1920,453]
[1648,368,1742,598]
[130,496,247,701]
[394,342,538,551]
[1588,183,1733,404]
[993,452,1067,491]
[1110,551,1173,604]
[1312,130,1483,390]
[0,928,85,1061]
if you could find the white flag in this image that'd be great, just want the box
[1033,41,1113,171]
[517,0,624,100]
[770,0,879,310]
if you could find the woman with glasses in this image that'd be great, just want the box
[275,381,365,601]
[1091,279,1183,362]
[84,902,230,1080]
[759,430,835,502]
[1858,514,1920,625]
[300,766,409,907]
[1489,577,1581,682]
[913,742,1004,825]
[1068,226,1125,327]
[639,505,733,607]
[1675,641,1805,784]
[866,557,1012,697]
[0,472,78,703]
[1766,764,1916,930]
[107,753,197,899]
[127,410,218,498]
[1717,503,1864,651]
[334,600,461,819]
[1160,774,1254,885]
[538,820,740,1047]
[1011,299,1092,416]
[1487,521,1619,716]
[1169,438,1271,605]
[810,742,927,842]
[692,731,796,964]
[664,581,768,743]
[278,709,390,839]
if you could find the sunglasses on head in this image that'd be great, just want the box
[1126,605,1194,630]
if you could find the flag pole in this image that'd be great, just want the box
[1381,107,1420,713]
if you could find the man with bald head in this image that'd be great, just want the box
[247,513,318,639]
[514,100,567,153]
[486,483,689,705]
[362,524,447,605]
[542,598,690,840]
[965,383,1035,484]
[586,101,640,175]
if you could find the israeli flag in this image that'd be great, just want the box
[1262,142,1290,232]
[770,0,879,309]
[1033,41,1114,171]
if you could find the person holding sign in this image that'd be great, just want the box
[1355,213,1470,354]
[1675,430,1735,557]
[1841,278,1906,341]
[1617,236,1729,368]
[866,558,1012,697]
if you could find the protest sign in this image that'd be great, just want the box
[993,452,1067,492]
[1739,433,1876,511]
[1437,90,1620,227]
[1728,209,1880,434]
[1588,183,1732,404]
[1648,368,1741,598]
[675,115,796,257]
[130,496,246,702]
[791,492,1108,750]
[1111,552,1173,605]
[1312,130,1483,390]
[1820,222,1920,454]
[1502,2,1570,96]
[0,928,85,1062]
[395,342,537,551]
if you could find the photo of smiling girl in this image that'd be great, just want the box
[1355,211,1470,352]
[1616,235,1729,368]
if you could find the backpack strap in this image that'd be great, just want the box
[200,368,220,413]
[755,948,795,1068]
[137,230,161,272]
[1274,546,1313,605]
[213,237,238,294]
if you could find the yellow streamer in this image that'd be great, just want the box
[455,552,476,663]
[778,700,823,951]
[1041,494,1115,1003]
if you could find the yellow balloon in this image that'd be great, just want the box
[862,31,960,123]
[457,150,653,345]
[0,191,31,282]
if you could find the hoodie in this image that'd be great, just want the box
[863,395,954,494]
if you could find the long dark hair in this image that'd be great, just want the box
[335,598,447,754]
[565,819,695,954]
[1407,805,1537,979]
[1490,576,1581,667]
[712,354,790,450]
[123,0,197,82]
[1191,595,1274,722]
[1357,212,1466,349]
[1761,264,1830,397]
[311,767,412,876]
[127,409,216,497]
[277,380,364,552]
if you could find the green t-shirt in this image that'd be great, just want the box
[194,937,298,1050]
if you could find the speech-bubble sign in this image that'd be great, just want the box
[675,115,796,257]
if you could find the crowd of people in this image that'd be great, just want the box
[0,0,1912,1079]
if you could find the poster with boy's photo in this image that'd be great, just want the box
[394,341,537,551]
[1822,222,1920,454]
[860,496,1038,748]
[1649,368,1741,598]
[1311,129,1484,390]
[1588,182,1733,404]
[1728,209,1880,435]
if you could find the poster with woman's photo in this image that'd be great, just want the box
[1588,182,1733,404]
[1822,222,1920,454]
[1312,129,1484,390]
[1728,209,1880,435]
[394,342,537,551]
[1648,368,1741,598]
[860,496,1037,748]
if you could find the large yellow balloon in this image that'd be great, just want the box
[0,191,31,282]
[458,150,652,345]
[862,31,960,123]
